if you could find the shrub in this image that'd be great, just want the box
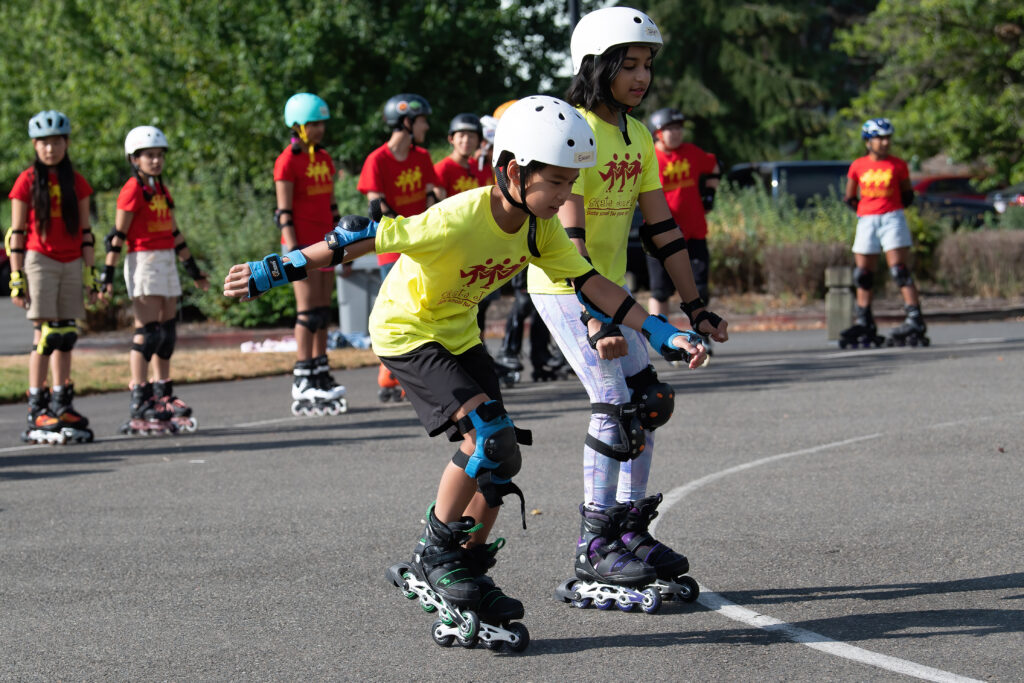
[936,230,1024,298]
[763,242,850,297]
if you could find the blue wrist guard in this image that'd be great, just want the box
[325,215,378,265]
[641,314,702,362]
[246,249,308,298]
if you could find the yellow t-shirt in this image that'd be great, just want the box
[369,186,592,356]
[527,109,662,294]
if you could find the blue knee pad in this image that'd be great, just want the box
[456,401,522,482]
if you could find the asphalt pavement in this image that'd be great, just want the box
[2,319,1022,681]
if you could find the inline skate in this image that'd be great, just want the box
[153,379,199,432]
[554,503,662,614]
[531,349,572,382]
[290,360,343,416]
[386,505,484,649]
[838,305,885,349]
[21,387,71,445]
[48,382,94,443]
[493,352,522,389]
[886,305,930,347]
[620,494,699,602]
[311,354,348,414]
[377,362,405,402]
[119,382,177,436]
[460,538,530,651]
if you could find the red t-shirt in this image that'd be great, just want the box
[434,156,492,197]
[117,177,176,252]
[273,146,337,246]
[848,155,910,217]
[357,144,440,265]
[8,167,93,263]
[656,143,717,240]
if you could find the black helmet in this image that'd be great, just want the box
[448,113,483,137]
[383,93,432,129]
[649,108,685,132]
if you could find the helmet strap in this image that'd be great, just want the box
[297,124,316,162]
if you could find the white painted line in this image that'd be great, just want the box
[652,432,988,682]
[698,590,982,683]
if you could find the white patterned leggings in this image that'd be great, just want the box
[532,292,654,510]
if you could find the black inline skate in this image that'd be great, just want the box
[48,382,94,443]
[153,379,199,432]
[312,354,348,413]
[886,305,930,347]
[531,348,572,382]
[291,360,344,416]
[120,382,177,436]
[554,503,662,614]
[21,387,67,445]
[838,305,885,349]
[461,538,529,651]
[386,505,483,648]
[620,494,699,603]
[493,352,522,389]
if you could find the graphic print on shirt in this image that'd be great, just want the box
[306,160,333,188]
[49,183,63,218]
[859,168,895,198]
[662,158,695,192]
[439,255,527,307]
[599,152,643,192]
[451,174,480,195]
[147,193,174,232]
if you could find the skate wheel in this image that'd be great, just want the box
[505,622,530,653]
[290,401,303,416]
[457,610,479,643]
[419,597,437,614]
[675,575,700,603]
[922,337,930,347]
[617,598,636,612]
[641,587,663,614]
[431,620,454,648]
[593,596,613,610]
[570,595,591,609]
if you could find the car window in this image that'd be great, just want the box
[778,166,849,207]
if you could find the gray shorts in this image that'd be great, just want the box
[853,209,912,255]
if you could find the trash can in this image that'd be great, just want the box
[336,254,382,337]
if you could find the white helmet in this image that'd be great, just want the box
[570,7,663,74]
[124,126,169,157]
[492,96,596,170]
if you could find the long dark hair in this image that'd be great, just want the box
[565,46,630,112]
[31,145,79,238]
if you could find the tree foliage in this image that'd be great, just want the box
[0,0,570,194]
[835,0,1024,185]
[643,0,876,165]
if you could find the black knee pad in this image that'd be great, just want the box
[625,365,675,430]
[155,319,177,359]
[132,321,162,361]
[853,266,874,292]
[296,308,329,332]
[36,320,78,355]
[585,402,646,461]
[890,263,913,288]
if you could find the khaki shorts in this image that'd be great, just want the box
[125,249,182,298]
[24,250,85,321]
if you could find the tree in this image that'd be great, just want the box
[642,0,876,165]
[836,0,1024,185]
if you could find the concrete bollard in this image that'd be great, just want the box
[825,266,854,341]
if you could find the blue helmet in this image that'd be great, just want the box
[861,118,894,140]
[29,110,71,138]
[284,93,330,128]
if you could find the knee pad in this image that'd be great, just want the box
[454,401,523,482]
[155,319,177,360]
[296,308,329,332]
[853,266,874,292]
[890,263,913,288]
[36,320,78,355]
[625,365,675,430]
[585,402,646,462]
[132,321,162,361]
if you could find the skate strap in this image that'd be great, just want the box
[477,473,527,530]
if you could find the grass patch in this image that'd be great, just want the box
[0,347,379,404]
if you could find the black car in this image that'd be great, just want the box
[727,161,850,208]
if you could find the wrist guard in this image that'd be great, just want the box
[325,215,378,266]
[82,265,100,294]
[9,269,27,298]
[702,188,716,212]
[845,196,859,212]
[641,314,702,362]
[100,264,116,288]
[183,257,202,281]
[580,311,623,350]
[680,297,722,334]
[246,249,308,298]
[573,270,636,325]
[901,189,914,208]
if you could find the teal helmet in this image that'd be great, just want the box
[284,93,330,128]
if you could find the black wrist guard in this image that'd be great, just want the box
[183,257,202,280]
[580,311,623,350]
[692,309,722,334]
[901,189,914,208]
[845,196,859,211]
[100,264,116,287]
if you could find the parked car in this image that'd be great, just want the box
[986,182,1024,214]
[912,175,986,200]
[727,161,849,208]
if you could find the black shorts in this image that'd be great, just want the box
[379,342,503,441]
[646,238,710,302]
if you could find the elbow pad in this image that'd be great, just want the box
[638,218,688,263]
[573,269,636,325]
[325,215,378,266]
